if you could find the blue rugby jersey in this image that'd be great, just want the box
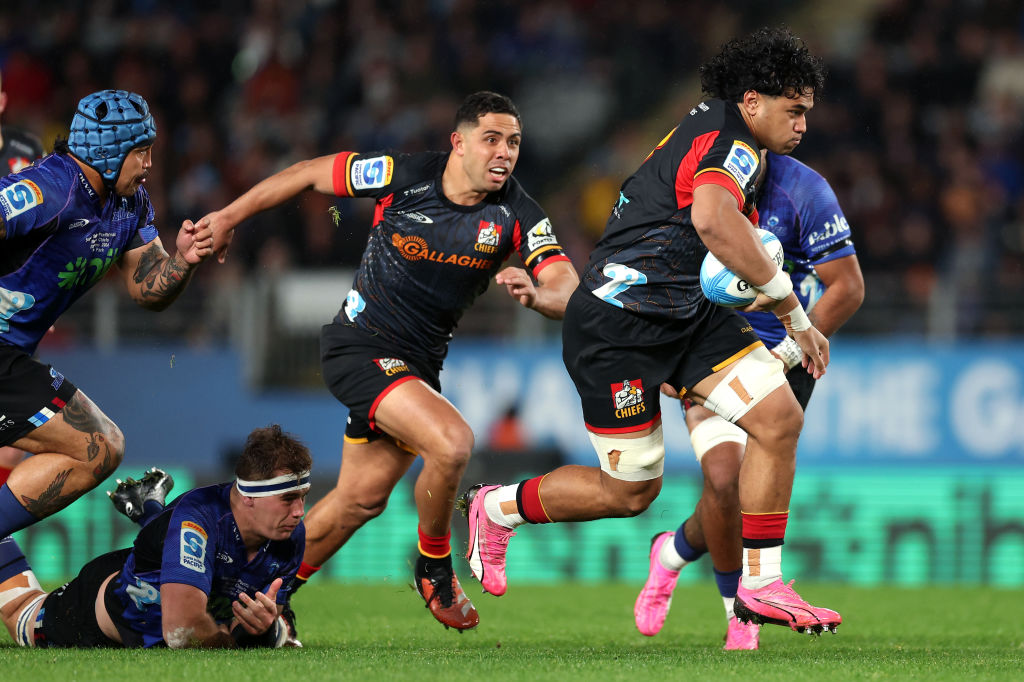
[0,153,158,353]
[332,150,570,362]
[109,483,303,648]
[744,153,857,346]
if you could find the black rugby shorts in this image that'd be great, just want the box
[561,287,761,433]
[320,322,442,441]
[0,343,78,447]
[36,549,130,648]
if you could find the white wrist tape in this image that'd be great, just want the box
[775,301,812,333]
[755,268,793,301]
[771,336,803,370]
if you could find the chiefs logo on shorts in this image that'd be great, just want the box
[611,378,646,419]
[374,358,410,377]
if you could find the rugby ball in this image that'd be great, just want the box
[700,228,784,307]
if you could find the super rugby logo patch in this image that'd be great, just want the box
[722,140,759,190]
[374,358,410,377]
[351,156,394,190]
[611,378,646,419]
[474,221,502,254]
[179,521,208,573]
[0,179,43,220]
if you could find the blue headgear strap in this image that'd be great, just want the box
[68,89,156,188]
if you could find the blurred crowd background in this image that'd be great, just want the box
[1,0,1023,347]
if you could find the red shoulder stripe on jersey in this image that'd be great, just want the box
[372,193,394,227]
[512,219,522,250]
[693,169,745,210]
[530,253,570,277]
[332,152,357,196]
[674,131,720,209]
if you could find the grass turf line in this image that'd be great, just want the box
[1,583,1021,681]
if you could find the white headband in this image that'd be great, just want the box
[235,471,311,498]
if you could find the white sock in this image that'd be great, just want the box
[723,596,735,621]
[741,545,782,590]
[657,533,687,572]
[484,484,524,528]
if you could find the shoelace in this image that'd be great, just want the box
[422,569,456,608]
[479,519,515,562]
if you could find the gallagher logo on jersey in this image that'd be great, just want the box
[723,140,759,190]
[374,358,410,376]
[0,179,43,220]
[351,156,394,190]
[611,378,646,419]
[474,221,502,254]
[179,521,208,573]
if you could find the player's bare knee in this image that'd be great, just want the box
[619,480,661,517]
[749,403,802,452]
[351,490,390,523]
[422,423,474,472]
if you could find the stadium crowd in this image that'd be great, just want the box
[0,0,1022,340]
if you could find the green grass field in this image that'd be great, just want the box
[3,581,1021,681]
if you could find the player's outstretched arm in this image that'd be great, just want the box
[118,221,213,311]
[200,153,339,262]
[496,260,578,319]
[160,582,235,648]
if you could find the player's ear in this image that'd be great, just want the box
[741,90,759,116]
[451,130,464,156]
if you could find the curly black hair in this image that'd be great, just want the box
[454,91,522,130]
[700,26,826,102]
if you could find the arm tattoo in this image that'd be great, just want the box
[132,243,193,305]
[20,468,77,518]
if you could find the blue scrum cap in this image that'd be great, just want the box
[68,89,156,186]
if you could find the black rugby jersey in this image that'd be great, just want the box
[0,127,43,175]
[331,150,569,361]
[583,99,761,319]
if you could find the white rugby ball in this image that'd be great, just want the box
[700,228,784,307]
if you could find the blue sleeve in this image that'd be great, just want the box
[796,174,856,265]
[126,189,159,250]
[0,165,72,238]
[159,496,218,594]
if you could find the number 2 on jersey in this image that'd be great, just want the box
[592,263,647,308]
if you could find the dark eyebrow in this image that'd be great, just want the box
[481,129,521,138]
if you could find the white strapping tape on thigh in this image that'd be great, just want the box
[689,415,748,463]
[587,424,665,482]
[702,345,786,423]
[0,570,42,611]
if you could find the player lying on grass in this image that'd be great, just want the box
[0,425,309,649]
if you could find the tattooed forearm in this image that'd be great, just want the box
[133,244,193,307]
[20,468,76,518]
